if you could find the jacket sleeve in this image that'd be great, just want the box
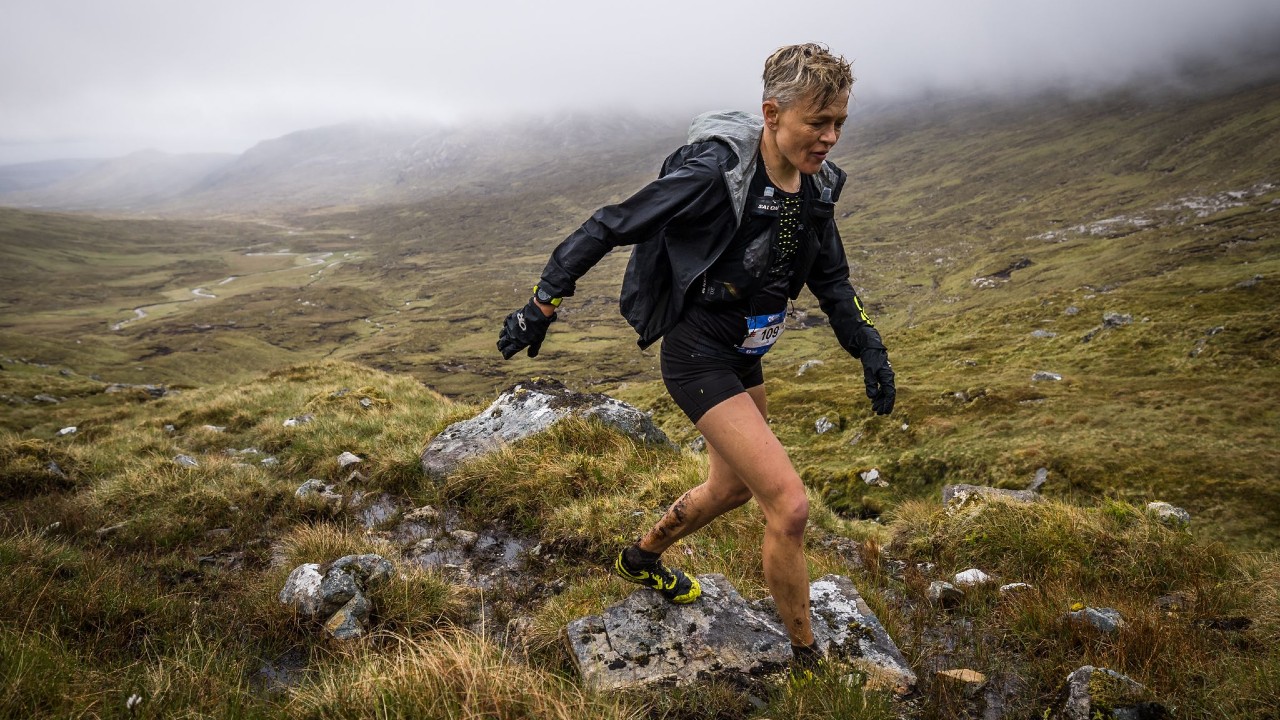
[806,222,885,359]
[536,146,725,299]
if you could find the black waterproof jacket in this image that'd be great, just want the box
[537,111,878,358]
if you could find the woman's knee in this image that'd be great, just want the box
[768,492,810,538]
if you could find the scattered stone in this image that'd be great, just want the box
[1000,582,1034,595]
[58,426,77,436]
[45,461,68,479]
[1145,501,1190,526]
[33,394,61,404]
[1102,312,1133,328]
[1064,306,1080,315]
[359,397,373,409]
[202,425,226,433]
[278,554,393,640]
[1030,329,1058,338]
[1032,371,1063,382]
[848,432,863,446]
[796,359,825,376]
[943,484,1041,508]
[337,451,362,468]
[450,529,479,547]
[104,383,167,398]
[1028,467,1049,492]
[403,505,440,523]
[928,581,964,608]
[1057,665,1165,720]
[173,454,199,468]
[260,456,279,466]
[295,479,343,510]
[565,574,915,693]
[331,388,351,398]
[860,468,883,485]
[283,414,315,427]
[1065,606,1125,634]
[163,424,176,433]
[419,378,675,480]
[1236,274,1263,288]
[344,469,366,484]
[688,436,706,453]
[815,416,836,434]
[954,568,993,587]
[937,668,987,698]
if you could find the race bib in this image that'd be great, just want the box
[735,312,786,356]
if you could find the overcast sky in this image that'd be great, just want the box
[2,0,1278,164]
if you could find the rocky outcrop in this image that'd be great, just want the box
[943,484,1042,508]
[1055,665,1166,719]
[419,378,674,480]
[564,573,915,694]
[278,554,394,640]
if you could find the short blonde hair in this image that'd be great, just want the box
[762,43,854,111]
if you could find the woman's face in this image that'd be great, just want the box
[765,89,850,175]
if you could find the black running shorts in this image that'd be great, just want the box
[660,320,764,424]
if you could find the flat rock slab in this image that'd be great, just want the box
[943,483,1042,507]
[420,377,673,480]
[565,573,915,694]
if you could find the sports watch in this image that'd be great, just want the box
[533,285,562,307]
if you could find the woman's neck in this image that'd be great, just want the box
[759,130,800,193]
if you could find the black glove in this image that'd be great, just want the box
[861,348,896,415]
[852,326,895,415]
[497,297,556,359]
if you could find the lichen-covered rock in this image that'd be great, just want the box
[1065,606,1125,634]
[1056,665,1166,719]
[1145,501,1190,526]
[279,554,393,640]
[943,484,1041,508]
[954,568,993,587]
[928,581,965,608]
[419,378,674,480]
[564,573,915,694]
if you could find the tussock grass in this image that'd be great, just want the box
[283,630,644,720]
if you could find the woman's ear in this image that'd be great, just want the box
[761,98,780,130]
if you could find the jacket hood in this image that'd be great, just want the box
[687,110,844,223]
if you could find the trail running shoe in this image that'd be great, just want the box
[613,548,702,604]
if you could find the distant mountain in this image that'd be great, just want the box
[0,150,236,211]
[0,158,102,194]
[0,115,683,214]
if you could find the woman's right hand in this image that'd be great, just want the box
[497,297,557,359]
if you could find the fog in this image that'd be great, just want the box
[2,0,1278,164]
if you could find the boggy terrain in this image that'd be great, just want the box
[1,69,1278,718]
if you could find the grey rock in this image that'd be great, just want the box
[278,563,327,616]
[33,394,61,404]
[359,397,373,409]
[1103,312,1134,328]
[173,454,199,468]
[325,593,372,640]
[954,568,993,587]
[1030,329,1058,338]
[329,554,395,589]
[1032,371,1063,382]
[565,573,915,694]
[999,582,1034,595]
[201,425,226,433]
[1146,501,1190,526]
[860,468,883,485]
[1236,274,1263,288]
[1064,306,1080,315]
[1065,607,1125,634]
[283,413,315,427]
[943,484,1041,508]
[403,505,440,523]
[45,461,68,479]
[796,359,825,376]
[163,424,176,433]
[1028,467,1049,492]
[58,426,77,436]
[450,529,479,547]
[688,436,706,453]
[295,479,343,509]
[337,451,362,468]
[815,416,836,434]
[419,378,674,480]
[104,383,167,398]
[928,581,964,608]
[95,521,130,537]
[1057,665,1164,720]
[260,456,279,466]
